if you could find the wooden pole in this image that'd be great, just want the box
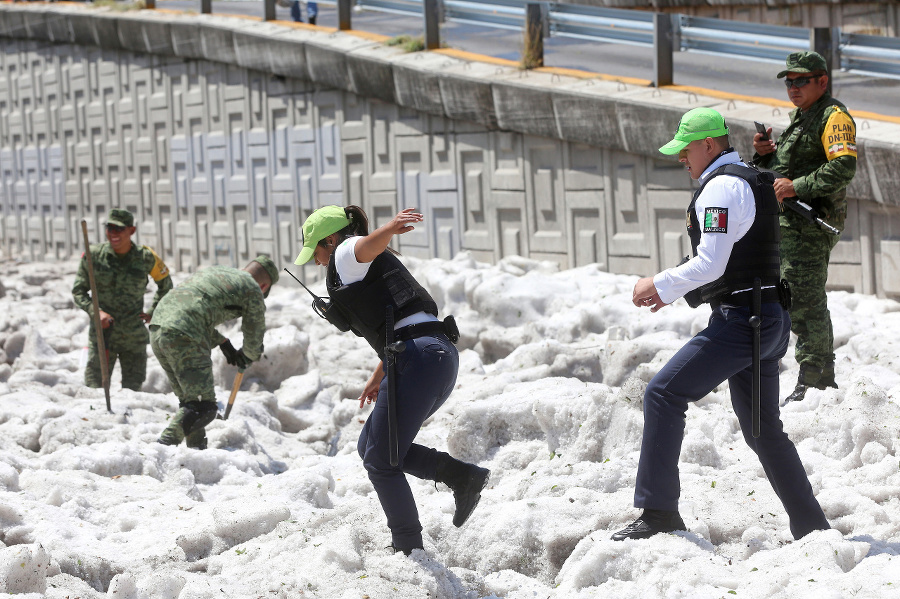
[80,219,112,413]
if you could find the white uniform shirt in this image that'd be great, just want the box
[654,151,758,305]
[333,236,370,285]
[332,236,437,328]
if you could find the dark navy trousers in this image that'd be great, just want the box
[357,334,458,550]
[634,302,830,539]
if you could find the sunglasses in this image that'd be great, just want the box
[784,75,821,89]
[106,224,128,233]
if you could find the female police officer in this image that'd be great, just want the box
[294,205,490,555]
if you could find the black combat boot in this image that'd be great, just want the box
[434,452,490,527]
[185,428,208,450]
[611,509,686,541]
[784,363,838,405]
[784,383,808,404]
[389,543,422,556]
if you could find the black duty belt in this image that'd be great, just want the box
[710,287,780,309]
[396,321,448,342]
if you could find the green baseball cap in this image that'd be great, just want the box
[293,206,351,265]
[107,208,134,228]
[777,51,828,78]
[659,107,730,155]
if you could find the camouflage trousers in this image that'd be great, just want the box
[149,326,216,404]
[780,222,840,385]
[85,336,146,392]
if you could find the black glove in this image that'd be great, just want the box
[220,340,240,366]
[233,348,252,370]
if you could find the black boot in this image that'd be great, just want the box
[388,543,422,556]
[611,509,686,541]
[435,452,490,527]
[783,383,808,405]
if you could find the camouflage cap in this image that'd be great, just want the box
[107,208,134,228]
[251,255,279,297]
[777,51,828,78]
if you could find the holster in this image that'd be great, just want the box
[777,279,792,310]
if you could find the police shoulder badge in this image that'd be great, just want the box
[703,207,728,233]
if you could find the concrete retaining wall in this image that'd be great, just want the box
[1,4,899,298]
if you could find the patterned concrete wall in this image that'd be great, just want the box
[1,5,899,299]
[0,36,690,281]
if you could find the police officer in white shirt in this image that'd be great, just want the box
[612,108,830,542]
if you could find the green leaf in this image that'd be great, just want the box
[711,481,717,488]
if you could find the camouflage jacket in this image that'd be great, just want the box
[149,266,266,361]
[754,93,857,231]
[73,242,172,347]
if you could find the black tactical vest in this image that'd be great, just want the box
[685,162,781,307]
[327,250,438,354]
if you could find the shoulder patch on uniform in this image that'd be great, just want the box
[146,247,170,281]
[822,108,857,161]
[703,207,728,233]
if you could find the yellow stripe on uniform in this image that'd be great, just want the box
[147,247,170,282]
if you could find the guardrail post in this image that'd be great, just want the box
[523,4,545,68]
[424,0,441,50]
[264,0,277,22]
[201,0,212,15]
[338,0,353,30]
[653,13,674,87]
[811,26,838,96]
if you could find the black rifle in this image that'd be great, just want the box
[760,168,841,235]
[384,306,406,467]
[749,278,762,439]
[782,199,841,235]
[282,268,351,332]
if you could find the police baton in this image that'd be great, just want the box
[384,306,405,467]
[80,219,112,413]
[750,278,762,439]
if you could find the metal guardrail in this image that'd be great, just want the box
[444,0,527,32]
[840,31,900,77]
[347,0,900,80]
[678,15,809,63]
[549,4,655,46]
[154,0,900,80]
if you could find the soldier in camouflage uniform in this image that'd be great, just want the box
[72,209,173,391]
[753,51,857,403]
[149,256,279,449]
